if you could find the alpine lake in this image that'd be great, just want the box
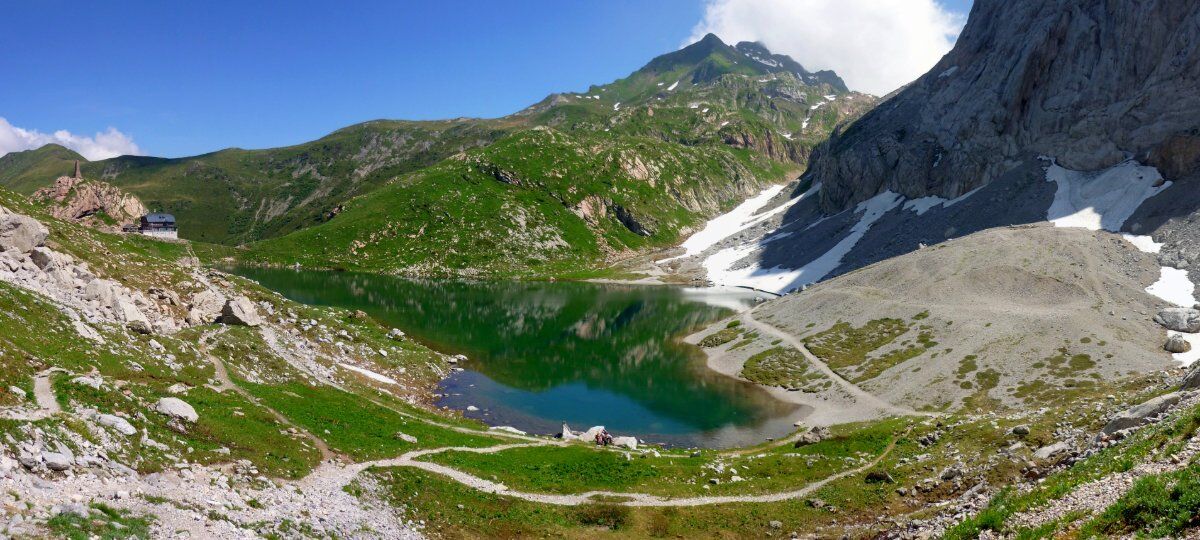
[233,268,803,448]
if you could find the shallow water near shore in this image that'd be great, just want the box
[233,268,802,448]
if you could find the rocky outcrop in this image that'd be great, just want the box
[32,175,147,229]
[0,206,180,335]
[1184,365,1200,391]
[570,196,654,237]
[803,0,1200,213]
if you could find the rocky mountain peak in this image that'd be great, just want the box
[804,0,1200,213]
[636,33,849,92]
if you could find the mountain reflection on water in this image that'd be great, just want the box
[233,268,802,448]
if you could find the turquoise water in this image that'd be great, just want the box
[234,268,801,448]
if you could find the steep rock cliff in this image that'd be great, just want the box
[805,0,1200,213]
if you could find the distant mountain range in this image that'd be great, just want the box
[0,35,872,276]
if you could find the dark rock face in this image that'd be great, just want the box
[805,0,1200,214]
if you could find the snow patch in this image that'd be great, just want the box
[1121,234,1163,254]
[658,183,812,263]
[901,187,980,216]
[1146,267,1196,308]
[339,363,399,385]
[1045,160,1169,232]
[667,81,679,91]
[702,191,904,294]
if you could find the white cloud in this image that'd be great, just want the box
[689,0,966,95]
[0,117,143,161]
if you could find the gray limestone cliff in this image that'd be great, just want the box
[804,0,1200,213]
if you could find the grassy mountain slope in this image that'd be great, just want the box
[237,36,874,275]
[0,144,86,192]
[0,35,874,278]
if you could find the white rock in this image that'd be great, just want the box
[187,289,227,325]
[97,414,137,436]
[71,376,103,389]
[8,386,26,399]
[612,436,638,450]
[156,397,199,423]
[43,451,73,471]
[0,208,49,253]
[581,426,606,442]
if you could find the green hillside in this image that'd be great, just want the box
[0,144,86,193]
[0,35,875,276]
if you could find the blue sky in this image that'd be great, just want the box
[1,0,972,158]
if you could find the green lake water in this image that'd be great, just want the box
[234,268,803,448]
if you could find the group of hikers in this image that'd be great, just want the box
[593,428,614,446]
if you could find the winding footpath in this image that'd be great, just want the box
[742,310,929,418]
[303,428,911,507]
[198,329,337,461]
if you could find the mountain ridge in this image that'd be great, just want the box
[0,36,873,278]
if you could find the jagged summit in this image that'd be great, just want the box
[732,41,847,92]
[635,33,849,93]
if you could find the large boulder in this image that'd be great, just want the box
[794,426,831,448]
[1165,334,1193,353]
[187,289,227,325]
[116,298,152,334]
[220,296,262,327]
[1102,392,1182,435]
[1154,308,1200,333]
[42,451,73,472]
[84,279,121,310]
[581,426,606,443]
[1183,365,1200,391]
[28,246,64,270]
[155,397,198,423]
[96,414,136,436]
[612,436,638,450]
[1033,441,1072,460]
[0,208,49,253]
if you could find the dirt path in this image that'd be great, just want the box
[334,427,911,507]
[198,330,337,462]
[32,369,62,414]
[742,311,926,418]
[0,369,66,421]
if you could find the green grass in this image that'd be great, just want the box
[740,347,827,390]
[803,317,935,381]
[47,503,153,540]
[422,418,905,498]
[1081,464,1200,537]
[243,381,500,459]
[699,326,743,348]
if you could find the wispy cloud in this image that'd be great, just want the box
[689,0,966,95]
[0,117,143,160]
